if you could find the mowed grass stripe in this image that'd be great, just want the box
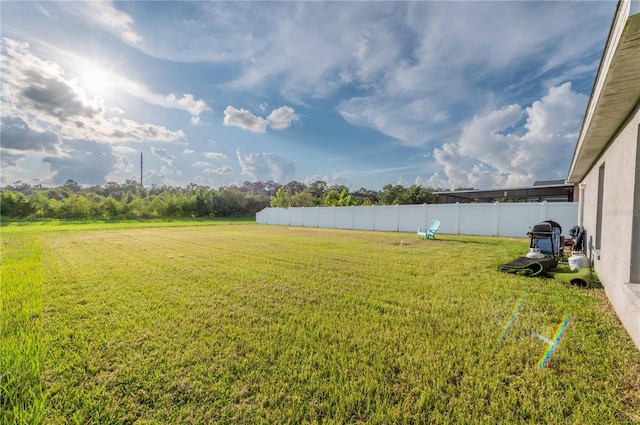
[4,224,636,424]
[1,235,46,425]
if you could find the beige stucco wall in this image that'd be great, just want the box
[581,103,640,348]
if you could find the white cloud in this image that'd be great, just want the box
[65,2,608,152]
[0,151,26,169]
[113,146,138,154]
[20,43,210,124]
[1,38,185,144]
[1,116,61,153]
[150,146,175,165]
[304,174,352,189]
[267,106,300,130]
[165,93,210,116]
[82,1,143,45]
[35,4,53,18]
[236,148,295,183]
[183,148,195,154]
[152,2,602,148]
[337,97,449,147]
[218,3,393,100]
[427,82,588,189]
[223,105,299,133]
[204,152,228,160]
[120,79,210,122]
[204,166,232,175]
[143,170,170,187]
[523,83,586,142]
[193,161,213,167]
[42,140,118,185]
[122,30,142,45]
[457,104,524,170]
[113,153,134,173]
[223,106,267,133]
[1,2,612,189]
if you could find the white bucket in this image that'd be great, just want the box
[568,251,590,270]
[526,248,544,259]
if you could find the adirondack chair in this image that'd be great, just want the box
[417,219,440,240]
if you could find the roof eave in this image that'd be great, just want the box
[567,0,640,183]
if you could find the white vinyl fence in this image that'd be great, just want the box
[256,202,578,238]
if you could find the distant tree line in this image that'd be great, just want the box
[0,179,449,219]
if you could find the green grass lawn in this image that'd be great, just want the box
[2,222,639,424]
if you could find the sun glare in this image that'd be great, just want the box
[80,63,112,95]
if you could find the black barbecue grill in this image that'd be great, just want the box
[527,220,563,260]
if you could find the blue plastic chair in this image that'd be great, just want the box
[417,219,440,240]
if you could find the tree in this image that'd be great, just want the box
[270,187,291,208]
[195,188,215,216]
[57,193,93,218]
[405,185,437,204]
[163,195,182,217]
[291,191,316,207]
[0,179,443,219]
[99,196,122,218]
[0,191,35,218]
[147,195,167,218]
[308,181,328,199]
[284,181,307,195]
[246,193,271,214]
[126,193,148,218]
[104,182,122,200]
[240,181,260,195]
[6,181,33,195]
[263,181,281,197]
[323,189,340,206]
[352,187,378,205]
[379,184,406,205]
[328,184,348,194]
[215,187,247,216]
[62,179,82,195]
[29,191,51,218]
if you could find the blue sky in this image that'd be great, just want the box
[0,1,615,190]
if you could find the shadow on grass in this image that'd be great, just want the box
[436,236,526,246]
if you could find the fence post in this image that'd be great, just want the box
[456,202,461,235]
[423,203,428,228]
[494,202,500,237]
[396,204,400,232]
[351,206,355,229]
[541,201,548,221]
[333,206,336,229]
[370,205,374,231]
